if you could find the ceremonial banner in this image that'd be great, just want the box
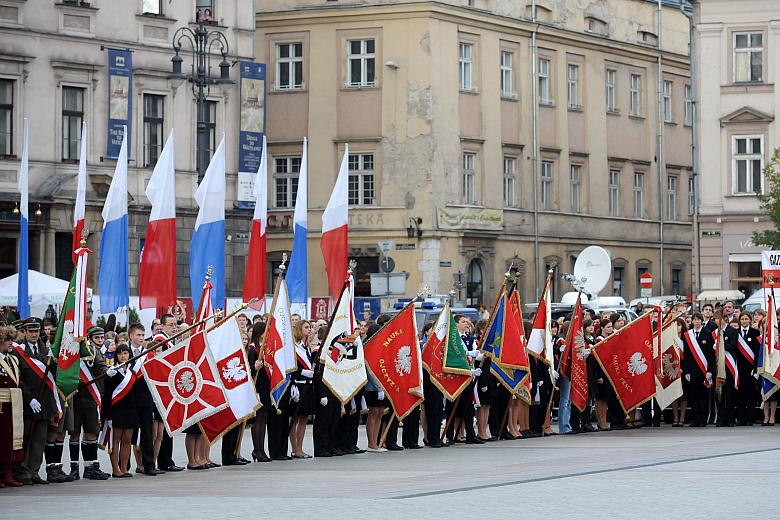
[50,270,90,399]
[263,277,297,410]
[321,279,367,403]
[757,330,780,401]
[72,122,87,264]
[106,48,132,159]
[363,304,423,420]
[201,318,261,443]
[490,361,530,398]
[759,292,780,385]
[762,250,780,288]
[142,330,228,435]
[654,321,683,410]
[480,294,505,358]
[527,274,553,365]
[560,296,588,412]
[422,303,471,401]
[592,313,655,414]
[498,290,530,370]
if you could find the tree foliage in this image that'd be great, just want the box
[753,147,780,248]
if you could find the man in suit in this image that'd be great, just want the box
[733,312,760,426]
[685,313,716,427]
[153,314,184,472]
[128,323,163,475]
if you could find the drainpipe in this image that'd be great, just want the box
[531,0,540,300]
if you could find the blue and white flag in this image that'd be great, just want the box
[286,137,308,304]
[17,118,29,318]
[98,126,129,313]
[190,134,226,311]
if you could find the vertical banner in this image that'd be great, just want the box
[237,61,266,205]
[762,250,780,287]
[106,48,133,159]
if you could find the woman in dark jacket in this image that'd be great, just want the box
[247,322,271,462]
[104,344,139,478]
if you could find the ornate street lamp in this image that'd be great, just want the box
[168,22,234,181]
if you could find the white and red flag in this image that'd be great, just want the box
[654,319,683,410]
[139,129,177,310]
[527,273,553,367]
[72,122,87,264]
[759,292,780,384]
[321,144,349,302]
[243,134,268,309]
[200,317,261,443]
[263,275,297,410]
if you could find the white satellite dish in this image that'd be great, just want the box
[573,246,612,296]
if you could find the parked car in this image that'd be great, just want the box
[743,288,780,313]
[628,295,688,313]
[387,300,480,332]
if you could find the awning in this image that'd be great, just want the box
[696,289,746,302]
[728,254,762,263]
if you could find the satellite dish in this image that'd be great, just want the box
[573,246,612,296]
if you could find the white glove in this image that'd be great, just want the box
[551,369,559,380]
[706,373,713,385]
[320,397,328,407]
[291,385,300,402]
[301,369,314,379]
[480,386,488,392]
[30,398,42,414]
[754,372,760,380]
[106,367,117,377]
[538,381,544,387]
[468,350,484,361]
[471,368,482,377]
[685,374,691,382]
[377,391,385,401]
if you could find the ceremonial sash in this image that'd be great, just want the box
[724,351,739,389]
[79,360,102,409]
[737,334,756,365]
[12,344,62,420]
[295,343,313,371]
[111,367,136,405]
[684,329,708,376]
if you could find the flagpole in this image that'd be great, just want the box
[479,268,511,355]
[378,412,396,448]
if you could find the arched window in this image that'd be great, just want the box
[467,259,483,308]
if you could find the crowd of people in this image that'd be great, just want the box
[0,298,771,488]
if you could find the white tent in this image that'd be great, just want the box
[0,270,92,316]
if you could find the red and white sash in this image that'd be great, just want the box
[684,329,708,375]
[111,368,136,405]
[725,351,739,389]
[79,360,102,409]
[295,343,313,371]
[12,344,62,420]
[736,334,755,365]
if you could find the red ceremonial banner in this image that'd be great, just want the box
[592,313,655,414]
[560,297,588,412]
[498,290,530,370]
[363,304,424,420]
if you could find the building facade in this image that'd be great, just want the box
[695,0,775,297]
[0,0,256,309]
[256,0,693,308]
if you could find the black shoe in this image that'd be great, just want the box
[31,475,50,485]
[69,463,80,481]
[428,442,443,448]
[582,425,598,433]
[331,448,347,456]
[162,465,184,472]
[46,465,70,483]
[144,468,162,476]
[87,464,110,481]
[223,459,249,466]
[314,450,333,458]
[385,444,404,451]
[405,444,423,450]
[271,455,291,461]
[187,464,207,470]
[465,438,485,445]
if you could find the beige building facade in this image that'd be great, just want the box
[257,0,693,307]
[695,0,775,297]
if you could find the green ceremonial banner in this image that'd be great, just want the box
[50,270,89,399]
[442,313,472,375]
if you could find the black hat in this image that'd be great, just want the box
[87,326,105,338]
[21,318,41,331]
[12,319,24,330]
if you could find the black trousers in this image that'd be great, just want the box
[689,379,710,426]
[446,382,476,441]
[137,405,156,470]
[336,407,360,451]
[736,374,758,425]
[423,376,444,444]
[221,425,241,464]
[640,400,663,426]
[157,430,175,469]
[489,386,511,438]
[384,406,421,448]
[716,383,737,426]
[313,390,340,454]
[267,399,290,459]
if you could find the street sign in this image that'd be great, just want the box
[377,240,394,256]
[640,273,653,289]
[380,256,396,273]
[640,287,652,298]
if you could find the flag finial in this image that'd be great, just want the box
[280,252,288,272]
[206,265,214,280]
[348,259,357,275]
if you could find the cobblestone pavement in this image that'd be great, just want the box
[4,425,779,520]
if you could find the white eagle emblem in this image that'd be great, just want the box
[58,320,80,362]
[627,352,648,376]
[574,330,588,360]
[221,357,248,383]
[395,346,412,376]
[662,352,681,379]
[176,371,195,394]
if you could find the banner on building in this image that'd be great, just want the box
[106,48,132,159]
[762,250,780,287]
[237,61,266,203]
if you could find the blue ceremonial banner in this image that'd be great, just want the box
[106,48,132,159]
[238,61,266,175]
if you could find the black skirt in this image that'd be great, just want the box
[290,381,316,417]
[365,390,384,408]
[111,406,139,430]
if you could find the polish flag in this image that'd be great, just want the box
[526,273,554,367]
[321,144,350,302]
[243,135,268,308]
[139,129,176,309]
[72,122,87,264]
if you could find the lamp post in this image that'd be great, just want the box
[168,22,234,181]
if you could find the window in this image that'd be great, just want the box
[142,0,162,15]
[605,69,617,112]
[671,266,682,295]
[503,156,516,207]
[663,80,673,123]
[196,0,214,22]
[276,43,303,90]
[586,17,608,36]
[667,175,677,221]
[500,51,514,97]
[205,100,217,161]
[541,161,553,210]
[613,265,624,296]
[347,39,375,87]
[348,153,374,205]
[0,79,12,156]
[62,86,84,161]
[684,84,693,126]
[570,164,581,213]
[273,156,301,208]
[734,32,763,83]
[143,94,164,167]
[732,135,763,194]
[633,172,644,218]
[459,43,474,91]
[567,64,579,108]
[609,169,620,216]
[539,58,551,104]
[630,74,641,116]
[463,152,476,204]
[688,176,695,216]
